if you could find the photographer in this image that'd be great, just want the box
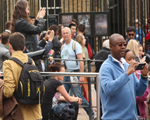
[29,30,54,72]
[11,0,46,53]
[49,25,62,61]
[138,44,150,64]
[38,30,54,55]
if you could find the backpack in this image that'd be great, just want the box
[50,103,75,120]
[9,57,45,105]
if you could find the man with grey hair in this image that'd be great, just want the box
[95,39,110,73]
[61,27,95,119]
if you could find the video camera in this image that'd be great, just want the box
[26,49,46,61]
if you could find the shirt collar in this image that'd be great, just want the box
[5,29,11,33]
[111,56,126,65]
[11,51,24,57]
[78,33,83,35]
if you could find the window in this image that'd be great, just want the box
[39,0,62,29]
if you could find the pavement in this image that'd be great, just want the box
[77,84,97,120]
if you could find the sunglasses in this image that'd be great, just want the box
[116,43,127,47]
[111,43,127,47]
[128,34,134,36]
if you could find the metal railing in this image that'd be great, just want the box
[0,71,100,120]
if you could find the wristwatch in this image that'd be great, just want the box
[141,74,148,79]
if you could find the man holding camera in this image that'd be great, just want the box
[99,33,148,120]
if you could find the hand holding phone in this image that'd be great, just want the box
[135,63,146,70]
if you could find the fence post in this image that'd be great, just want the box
[96,76,100,120]
[87,59,92,120]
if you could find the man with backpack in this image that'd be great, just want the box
[61,27,96,120]
[2,32,46,120]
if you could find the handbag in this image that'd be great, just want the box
[51,103,75,120]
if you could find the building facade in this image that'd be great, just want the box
[0,0,150,52]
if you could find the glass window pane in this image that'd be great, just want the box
[49,9,54,14]
[41,0,46,7]
[48,0,54,7]
[56,0,61,7]
[56,9,61,14]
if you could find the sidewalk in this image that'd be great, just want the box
[77,84,97,120]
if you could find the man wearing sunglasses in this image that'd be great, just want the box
[99,33,148,120]
[126,26,136,43]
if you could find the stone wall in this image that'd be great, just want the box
[62,0,91,13]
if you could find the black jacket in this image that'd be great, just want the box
[52,36,62,59]
[15,18,45,52]
[52,36,62,53]
[94,47,110,72]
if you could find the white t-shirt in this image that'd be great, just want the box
[61,39,82,72]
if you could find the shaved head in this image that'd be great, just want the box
[109,33,126,61]
[109,33,124,45]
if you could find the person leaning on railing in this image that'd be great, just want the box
[41,62,82,120]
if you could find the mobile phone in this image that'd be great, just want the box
[48,31,51,34]
[135,63,146,70]
[42,7,46,10]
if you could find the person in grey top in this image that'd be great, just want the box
[0,32,10,71]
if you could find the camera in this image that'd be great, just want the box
[26,49,45,61]
[144,53,150,63]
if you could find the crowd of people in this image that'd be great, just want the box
[0,0,95,120]
[0,0,150,120]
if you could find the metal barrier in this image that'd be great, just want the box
[0,71,100,120]
[0,57,102,120]
[51,58,102,120]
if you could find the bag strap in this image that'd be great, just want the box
[9,57,24,67]
[61,44,64,51]
[72,41,78,65]
[28,57,32,64]
[61,44,67,69]
[9,57,32,67]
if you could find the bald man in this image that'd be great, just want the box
[61,27,95,119]
[99,33,148,119]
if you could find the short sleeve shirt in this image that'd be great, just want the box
[61,39,82,72]
[41,78,62,120]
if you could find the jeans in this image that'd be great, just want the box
[62,76,94,116]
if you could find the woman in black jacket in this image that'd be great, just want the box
[11,0,46,52]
